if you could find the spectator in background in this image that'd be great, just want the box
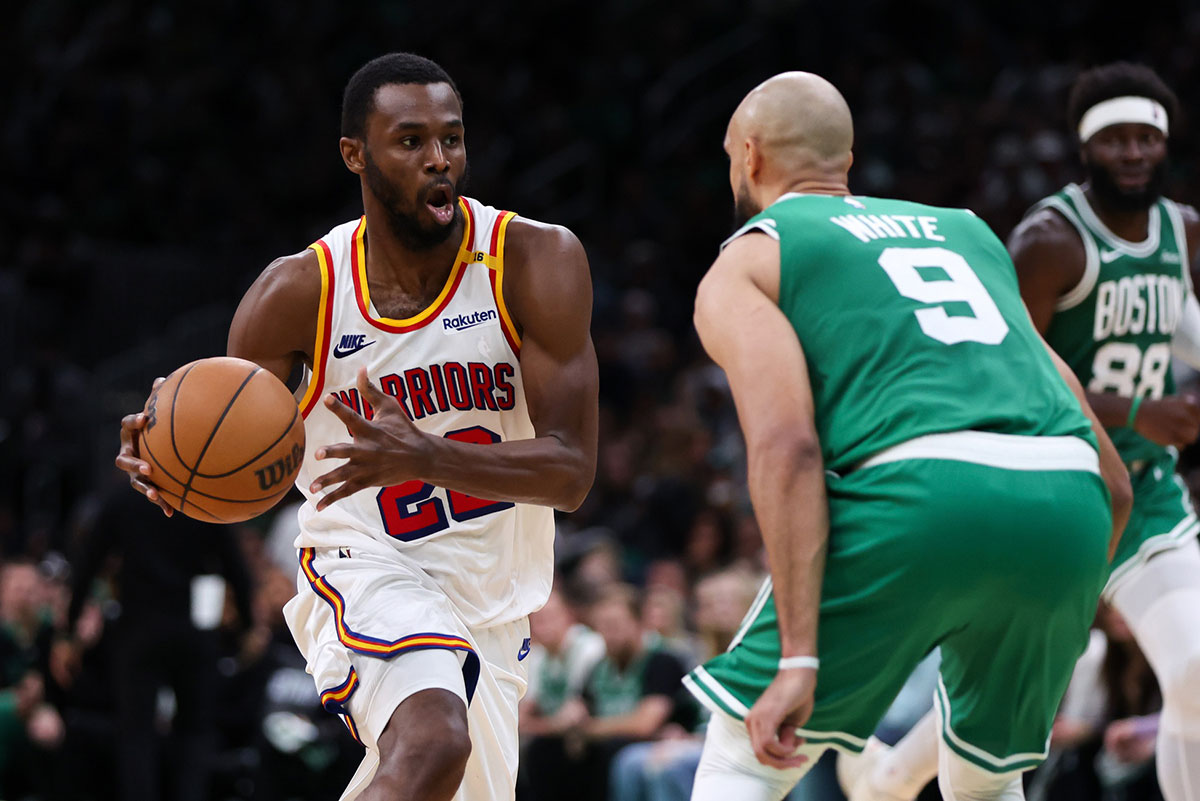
[518,584,606,801]
[641,582,699,669]
[605,567,765,801]
[54,487,257,801]
[691,567,763,663]
[581,583,695,801]
[0,559,64,799]
[522,581,695,801]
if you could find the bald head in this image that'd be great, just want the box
[729,71,853,171]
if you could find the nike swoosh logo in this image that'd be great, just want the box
[517,638,531,661]
[1099,249,1124,263]
[332,340,376,358]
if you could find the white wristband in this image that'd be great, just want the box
[778,656,819,671]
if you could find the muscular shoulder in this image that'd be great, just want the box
[500,217,591,335]
[1008,206,1085,286]
[503,217,586,274]
[254,248,323,302]
[227,248,323,380]
[1008,207,1083,262]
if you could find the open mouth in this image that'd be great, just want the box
[425,184,456,225]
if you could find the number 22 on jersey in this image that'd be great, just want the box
[377,426,514,542]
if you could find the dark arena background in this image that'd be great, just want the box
[3,2,1199,800]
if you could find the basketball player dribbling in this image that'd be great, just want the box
[115,53,598,801]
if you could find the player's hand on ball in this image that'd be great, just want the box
[745,666,817,770]
[312,368,433,509]
[114,377,173,516]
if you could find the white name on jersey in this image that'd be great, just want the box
[830,213,946,243]
[1093,274,1184,340]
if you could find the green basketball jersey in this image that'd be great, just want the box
[1033,184,1192,467]
[728,193,1094,474]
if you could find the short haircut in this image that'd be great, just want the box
[593,582,642,620]
[341,52,461,139]
[1067,62,1179,137]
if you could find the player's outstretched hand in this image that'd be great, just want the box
[1133,395,1200,448]
[312,368,432,510]
[745,666,817,770]
[113,377,173,516]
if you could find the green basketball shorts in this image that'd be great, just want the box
[684,432,1111,773]
[1106,449,1199,598]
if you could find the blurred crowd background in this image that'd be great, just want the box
[4,1,1200,799]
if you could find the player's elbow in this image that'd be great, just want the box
[554,451,596,513]
[748,427,823,478]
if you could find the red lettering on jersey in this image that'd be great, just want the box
[404,368,436,419]
[494,363,516,410]
[467,362,499,411]
[428,363,452,413]
[379,373,413,420]
[443,362,472,411]
[335,389,362,415]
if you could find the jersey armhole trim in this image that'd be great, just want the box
[299,240,336,418]
[719,219,780,251]
[1036,198,1100,311]
[1162,199,1193,293]
[487,210,522,357]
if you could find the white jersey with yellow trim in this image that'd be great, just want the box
[291,196,554,628]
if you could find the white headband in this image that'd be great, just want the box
[1078,95,1169,142]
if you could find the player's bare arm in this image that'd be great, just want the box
[226,248,324,383]
[1009,207,1086,334]
[311,220,599,512]
[1012,206,1200,446]
[693,232,826,770]
[114,249,322,515]
[1037,334,1133,559]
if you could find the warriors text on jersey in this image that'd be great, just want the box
[1034,183,1193,467]
[727,192,1095,474]
[293,197,554,627]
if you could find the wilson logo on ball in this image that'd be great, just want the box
[254,442,304,491]
[144,392,159,431]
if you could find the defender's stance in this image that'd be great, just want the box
[840,62,1200,801]
[117,54,598,801]
[683,72,1130,801]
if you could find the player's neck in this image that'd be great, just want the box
[773,178,850,201]
[1081,184,1154,242]
[362,209,463,294]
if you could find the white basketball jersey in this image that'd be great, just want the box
[293,197,554,627]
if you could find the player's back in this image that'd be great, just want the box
[732,193,1094,474]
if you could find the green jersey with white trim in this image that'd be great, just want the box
[730,193,1094,474]
[1034,184,1192,467]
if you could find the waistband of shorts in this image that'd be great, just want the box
[856,431,1100,474]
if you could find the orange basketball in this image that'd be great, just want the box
[139,356,306,523]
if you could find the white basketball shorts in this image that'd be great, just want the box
[283,546,531,801]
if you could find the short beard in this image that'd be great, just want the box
[1084,157,1168,214]
[732,177,760,230]
[363,149,471,251]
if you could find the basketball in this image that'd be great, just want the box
[139,356,306,523]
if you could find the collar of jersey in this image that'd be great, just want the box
[1066,183,1161,257]
[351,198,475,333]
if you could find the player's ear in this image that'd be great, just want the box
[340,137,366,175]
[745,137,762,182]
